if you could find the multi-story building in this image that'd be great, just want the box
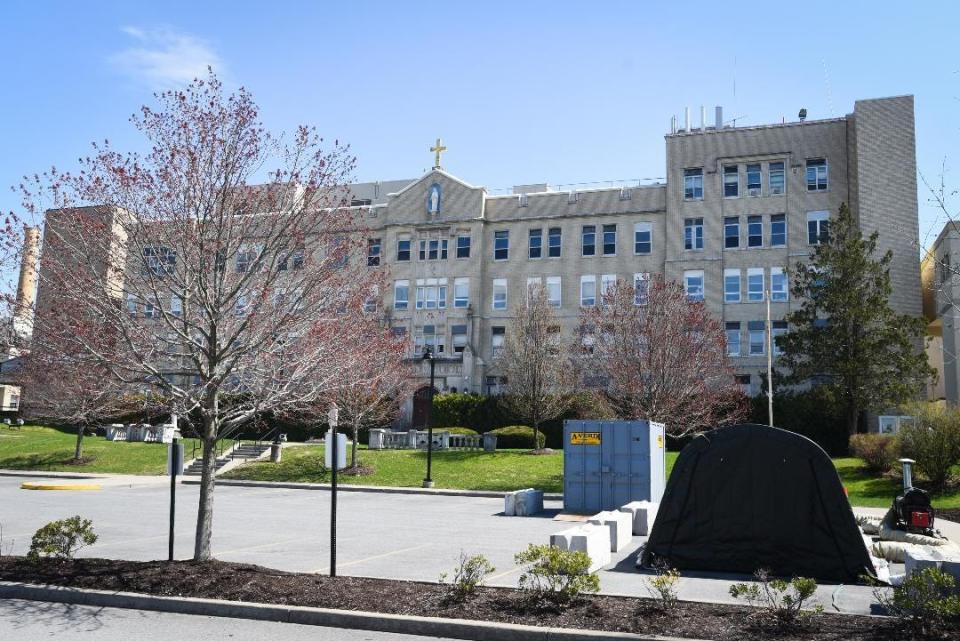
[923,224,960,408]
[360,96,921,426]
[31,95,923,430]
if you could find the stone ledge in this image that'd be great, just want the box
[0,581,701,641]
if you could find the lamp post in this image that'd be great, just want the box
[422,347,436,489]
[328,404,339,577]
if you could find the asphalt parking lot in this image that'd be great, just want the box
[0,475,884,613]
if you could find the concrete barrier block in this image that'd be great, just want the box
[549,524,611,572]
[905,546,960,583]
[588,510,633,552]
[619,500,659,536]
[504,488,544,516]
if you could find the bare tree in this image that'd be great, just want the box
[323,323,415,471]
[14,72,384,560]
[579,275,747,437]
[495,284,575,452]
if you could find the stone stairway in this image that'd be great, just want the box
[183,442,272,477]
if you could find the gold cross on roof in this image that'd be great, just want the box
[430,137,447,170]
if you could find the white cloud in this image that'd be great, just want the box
[109,26,225,90]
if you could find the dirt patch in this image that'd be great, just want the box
[0,556,911,640]
[63,456,97,466]
[340,464,375,477]
[525,448,555,456]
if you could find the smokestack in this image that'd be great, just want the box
[13,225,40,340]
[684,107,691,132]
[670,115,677,134]
[715,106,723,129]
[700,105,706,131]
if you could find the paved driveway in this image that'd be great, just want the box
[0,476,886,614]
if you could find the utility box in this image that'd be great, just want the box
[563,420,666,514]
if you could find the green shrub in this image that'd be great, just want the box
[899,403,960,490]
[643,559,681,612]
[749,386,847,456]
[849,434,900,474]
[489,426,545,449]
[439,552,495,602]
[874,567,960,636]
[442,427,479,436]
[729,569,823,629]
[515,544,600,606]
[28,516,98,561]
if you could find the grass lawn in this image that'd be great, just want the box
[835,457,960,509]
[0,425,199,475]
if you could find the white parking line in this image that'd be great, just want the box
[311,543,432,574]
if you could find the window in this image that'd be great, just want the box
[723,164,739,198]
[684,270,704,301]
[143,301,155,319]
[126,293,137,317]
[807,211,830,244]
[452,325,468,353]
[415,278,447,310]
[878,415,915,435]
[143,246,176,276]
[548,227,562,257]
[747,268,765,302]
[770,213,786,247]
[272,287,287,308]
[393,280,409,310]
[771,268,788,302]
[492,278,507,310]
[278,246,305,271]
[397,236,411,261]
[453,278,469,308]
[684,168,703,200]
[581,225,596,256]
[494,231,509,260]
[772,320,787,356]
[456,234,471,258]
[580,275,596,307]
[367,238,381,266]
[416,325,445,355]
[748,321,765,355]
[634,222,652,254]
[806,158,828,191]
[724,269,741,303]
[940,253,952,285]
[769,161,785,195]
[491,326,505,358]
[602,224,617,255]
[724,217,740,249]
[236,246,260,273]
[600,274,617,303]
[634,272,649,305]
[746,164,762,196]
[526,277,542,302]
[170,295,183,317]
[736,374,752,395]
[684,218,704,250]
[747,215,763,247]
[235,294,249,316]
[528,228,542,259]
[419,238,448,261]
[546,276,562,307]
[725,322,741,356]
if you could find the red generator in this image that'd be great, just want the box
[893,487,935,536]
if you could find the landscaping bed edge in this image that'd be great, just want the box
[0,580,696,641]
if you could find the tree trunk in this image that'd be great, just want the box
[846,398,859,438]
[532,418,540,452]
[193,434,218,560]
[351,420,359,469]
[73,424,85,461]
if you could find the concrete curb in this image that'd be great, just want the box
[0,469,108,479]
[0,581,700,641]
[189,477,564,500]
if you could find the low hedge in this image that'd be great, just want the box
[441,427,479,436]
[488,425,545,449]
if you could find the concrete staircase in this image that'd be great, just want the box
[183,442,272,477]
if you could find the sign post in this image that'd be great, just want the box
[328,404,339,577]
[167,414,180,562]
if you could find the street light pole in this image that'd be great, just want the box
[422,348,435,489]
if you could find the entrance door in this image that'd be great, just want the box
[411,386,435,428]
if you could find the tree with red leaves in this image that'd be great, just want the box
[578,275,747,437]
[14,72,395,560]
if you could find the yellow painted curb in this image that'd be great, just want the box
[20,482,102,491]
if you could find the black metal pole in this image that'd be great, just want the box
[168,436,178,562]
[424,356,435,486]
[330,423,338,577]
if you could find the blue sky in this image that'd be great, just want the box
[1,1,956,263]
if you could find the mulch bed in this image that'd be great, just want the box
[0,556,909,640]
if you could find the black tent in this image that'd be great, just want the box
[641,424,876,583]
